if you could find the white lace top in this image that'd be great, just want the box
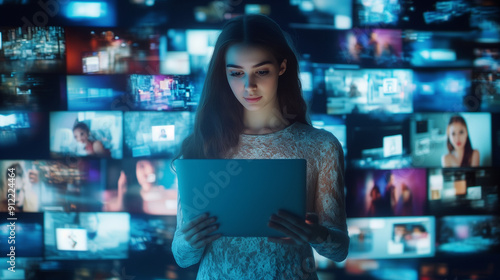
[172,122,349,280]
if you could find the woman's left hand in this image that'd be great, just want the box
[267,210,329,245]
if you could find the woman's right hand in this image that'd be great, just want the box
[180,213,222,249]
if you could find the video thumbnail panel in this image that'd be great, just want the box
[103,158,177,215]
[65,27,160,75]
[44,212,130,260]
[0,159,102,212]
[128,74,199,111]
[339,29,405,68]
[0,73,66,111]
[410,113,492,168]
[346,168,427,218]
[56,0,117,27]
[474,48,500,72]
[420,257,500,280]
[0,111,50,159]
[412,69,472,112]
[325,69,413,114]
[67,75,127,111]
[123,111,194,158]
[437,215,500,255]
[346,114,411,169]
[428,168,499,216]
[353,0,411,28]
[159,29,220,76]
[348,216,435,259]
[345,259,419,280]
[0,213,43,257]
[50,111,123,159]
[129,214,176,257]
[288,0,352,30]
[403,31,473,68]
[471,71,500,113]
[293,28,404,68]
[354,0,500,36]
[0,26,66,74]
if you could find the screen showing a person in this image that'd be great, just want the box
[348,216,435,259]
[346,168,427,218]
[410,113,492,168]
[0,159,102,212]
[339,29,404,67]
[50,111,123,159]
[103,158,178,215]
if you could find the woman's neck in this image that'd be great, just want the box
[243,106,290,134]
[452,148,465,161]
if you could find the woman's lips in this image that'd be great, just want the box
[244,96,262,103]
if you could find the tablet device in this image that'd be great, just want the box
[176,159,307,237]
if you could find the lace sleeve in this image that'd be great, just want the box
[171,192,205,268]
[310,132,350,262]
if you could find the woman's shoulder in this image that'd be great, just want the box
[290,122,342,152]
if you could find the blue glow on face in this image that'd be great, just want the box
[67,2,107,18]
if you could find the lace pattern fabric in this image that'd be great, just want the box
[172,122,349,279]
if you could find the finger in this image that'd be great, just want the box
[268,221,306,245]
[184,216,217,241]
[270,214,310,241]
[180,212,209,234]
[277,211,313,236]
[305,213,319,225]
[190,223,219,244]
[192,233,223,249]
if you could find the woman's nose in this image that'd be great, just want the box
[244,75,257,91]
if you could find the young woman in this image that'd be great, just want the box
[72,122,110,157]
[171,14,349,279]
[441,115,480,167]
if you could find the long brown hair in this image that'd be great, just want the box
[446,115,473,167]
[172,14,310,163]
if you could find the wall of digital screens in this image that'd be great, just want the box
[0,0,499,279]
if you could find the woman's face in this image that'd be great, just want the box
[225,44,286,112]
[370,188,381,200]
[73,128,89,144]
[136,160,156,190]
[448,122,468,150]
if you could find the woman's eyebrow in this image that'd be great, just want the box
[226,61,273,68]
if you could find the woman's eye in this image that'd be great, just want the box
[257,70,269,76]
[229,71,243,77]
